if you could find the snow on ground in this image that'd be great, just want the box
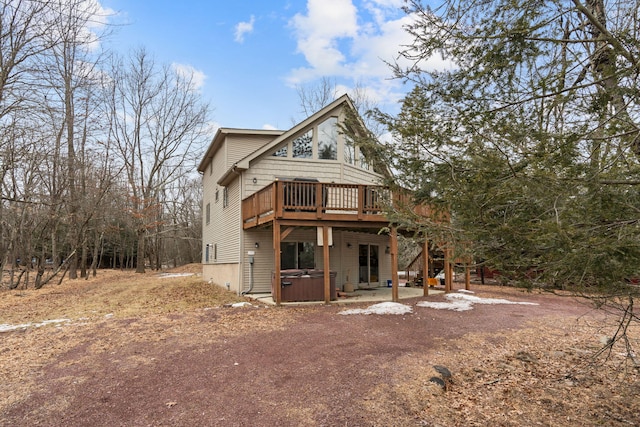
[338,291,539,316]
[231,302,253,308]
[416,291,539,312]
[158,273,195,279]
[0,318,70,333]
[339,302,413,316]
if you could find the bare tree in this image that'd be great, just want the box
[36,0,112,279]
[108,48,210,273]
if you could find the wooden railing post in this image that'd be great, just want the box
[357,185,364,220]
[316,182,323,218]
[275,181,283,218]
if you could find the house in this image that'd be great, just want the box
[198,95,446,304]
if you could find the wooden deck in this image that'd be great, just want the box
[242,180,394,229]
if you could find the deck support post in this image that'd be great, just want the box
[444,246,453,293]
[273,220,281,306]
[322,225,331,304]
[422,239,429,297]
[465,263,471,290]
[391,226,399,302]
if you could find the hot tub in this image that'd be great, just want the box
[273,269,337,302]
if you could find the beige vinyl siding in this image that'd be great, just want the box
[202,138,244,266]
[215,178,241,264]
[244,158,343,197]
[202,140,234,263]
[226,134,276,169]
[241,228,391,293]
[241,229,273,293]
[341,163,383,185]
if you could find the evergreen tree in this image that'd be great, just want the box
[370,0,640,299]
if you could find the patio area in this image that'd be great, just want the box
[247,285,444,306]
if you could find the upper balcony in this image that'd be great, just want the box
[242,179,396,229]
[241,179,439,229]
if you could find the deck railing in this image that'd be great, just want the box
[242,180,392,228]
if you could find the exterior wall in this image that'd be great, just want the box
[226,134,276,169]
[200,98,392,296]
[243,158,344,197]
[203,262,240,293]
[242,228,392,294]
[202,137,250,292]
[202,141,227,264]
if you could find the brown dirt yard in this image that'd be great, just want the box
[1,265,638,426]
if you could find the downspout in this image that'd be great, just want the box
[242,254,254,295]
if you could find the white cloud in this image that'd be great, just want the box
[286,0,454,112]
[262,123,279,130]
[172,63,207,90]
[289,0,358,76]
[234,15,256,43]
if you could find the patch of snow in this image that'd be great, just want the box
[416,291,539,311]
[0,318,70,333]
[447,293,538,306]
[231,302,253,308]
[104,313,114,318]
[158,273,195,279]
[457,289,474,294]
[417,300,474,312]
[339,302,413,315]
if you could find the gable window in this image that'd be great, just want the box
[205,202,210,225]
[292,130,313,158]
[272,146,288,157]
[317,117,338,160]
[344,135,356,165]
[359,150,370,170]
[223,187,229,208]
[280,242,315,270]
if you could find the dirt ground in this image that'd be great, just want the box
[1,265,639,426]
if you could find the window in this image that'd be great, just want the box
[292,130,313,158]
[317,117,338,160]
[215,188,219,203]
[359,150,370,170]
[344,135,356,165]
[280,242,315,269]
[205,245,209,262]
[214,243,217,261]
[223,187,229,208]
[272,146,288,157]
[205,202,210,225]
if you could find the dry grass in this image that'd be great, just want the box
[2,268,639,425]
[0,265,301,412]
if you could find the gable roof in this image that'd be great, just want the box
[197,128,284,173]
[215,94,363,186]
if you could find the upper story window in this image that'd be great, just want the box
[223,187,229,208]
[215,188,219,203]
[292,130,313,158]
[344,135,356,165]
[205,202,210,224]
[273,146,287,157]
[317,117,337,160]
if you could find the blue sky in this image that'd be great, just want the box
[100,0,445,131]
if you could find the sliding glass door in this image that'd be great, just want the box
[358,244,379,285]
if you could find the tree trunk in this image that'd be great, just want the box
[136,231,145,273]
